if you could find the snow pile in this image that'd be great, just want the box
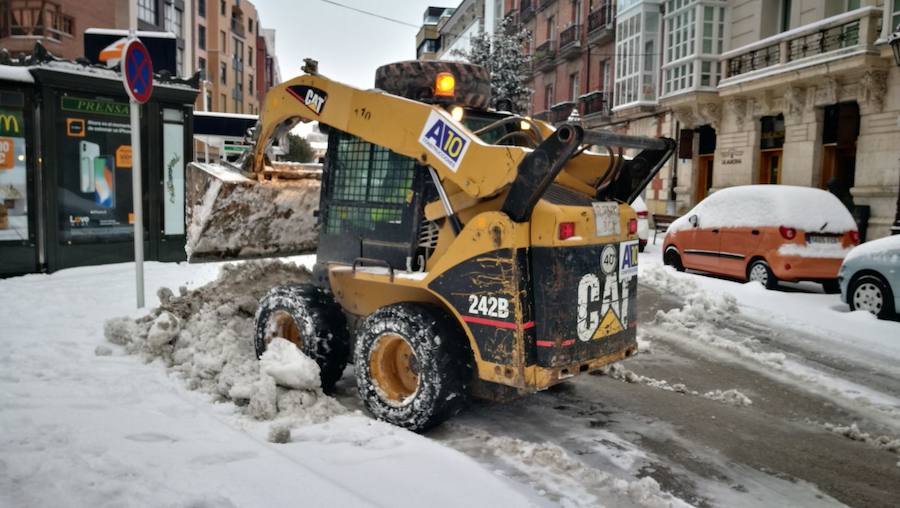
[104,260,345,426]
[600,364,753,407]
[444,427,692,508]
[844,234,900,264]
[823,422,900,455]
[668,185,856,234]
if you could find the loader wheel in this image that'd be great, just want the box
[254,284,349,392]
[375,60,491,109]
[355,303,472,432]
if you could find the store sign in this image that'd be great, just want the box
[61,97,129,117]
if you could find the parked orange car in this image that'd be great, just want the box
[662,185,859,292]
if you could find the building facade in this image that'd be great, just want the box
[1,0,195,78]
[416,1,505,60]
[661,0,900,239]
[193,0,262,114]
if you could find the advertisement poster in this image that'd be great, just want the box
[162,109,184,236]
[0,107,28,242]
[56,96,135,242]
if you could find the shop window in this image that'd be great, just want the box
[0,96,28,242]
[55,95,135,243]
[759,114,785,150]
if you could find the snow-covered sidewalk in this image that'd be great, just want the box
[0,260,538,508]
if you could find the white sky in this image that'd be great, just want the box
[256,0,451,89]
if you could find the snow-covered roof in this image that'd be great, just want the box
[669,185,857,234]
[27,60,197,91]
[844,235,900,264]
[194,111,258,120]
[84,28,176,39]
[0,65,34,83]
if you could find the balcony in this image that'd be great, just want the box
[534,39,557,72]
[1,0,74,41]
[230,17,245,37]
[538,0,555,12]
[559,24,582,59]
[520,0,534,22]
[587,2,614,44]
[579,90,611,119]
[721,6,882,86]
[550,101,576,124]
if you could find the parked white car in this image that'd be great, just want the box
[632,196,649,252]
[839,235,900,319]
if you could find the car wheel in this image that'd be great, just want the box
[848,274,894,319]
[747,259,778,289]
[663,247,684,272]
[821,280,841,294]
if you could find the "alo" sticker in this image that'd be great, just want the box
[419,110,470,172]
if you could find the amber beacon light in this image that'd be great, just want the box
[434,72,456,97]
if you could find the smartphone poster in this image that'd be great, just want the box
[56,96,135,242]
[0,107,28,242]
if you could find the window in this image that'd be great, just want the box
[205,91,212,112]
[661,0,724,97]
[138,0,156,24]
[220,30,226,52]
[249,75,254,94]
[220,0,226,16]
[234,38,243,63]
[221,93,227,112]
[198,25,206,50]
[164,3,183,37]
[546,15,555,41]
[780,0,792,32]
[614,4,660,108]
[198,57,206,77]
[248,46,253,67]
[220,62,227,84]
[572,0,582,24]
[198,0,205,17]
[544,83,554,110]
[248,18,254,34]
[569,72,579,100]
[893,0,900,34]
[845,0,859,10]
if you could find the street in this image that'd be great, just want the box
[2,254,899,507]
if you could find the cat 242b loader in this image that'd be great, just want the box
[188,59,675,431]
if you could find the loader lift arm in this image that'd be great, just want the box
[244,71,529,199]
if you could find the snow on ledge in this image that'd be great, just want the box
[0,65,34,83]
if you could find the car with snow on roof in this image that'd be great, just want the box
[838,235,900,319]
[662,185,859,292]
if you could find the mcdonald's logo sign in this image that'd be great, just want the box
[0,114,20,135]
[0,109,23,136]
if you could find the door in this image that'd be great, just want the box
[759,150,782,184]
[718,227,759,278]
[681,225,720,273]
[694,155,714,204]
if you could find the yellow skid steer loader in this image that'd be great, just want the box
[186,60,675,431]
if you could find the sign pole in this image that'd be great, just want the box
[129,1,145,308]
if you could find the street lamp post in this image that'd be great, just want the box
[891,25,900,235]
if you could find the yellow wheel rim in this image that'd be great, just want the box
[369,333,419,404]
[268,310,303,349]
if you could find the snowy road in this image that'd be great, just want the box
[2,252,899,507]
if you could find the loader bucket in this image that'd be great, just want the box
[185,162,321,261]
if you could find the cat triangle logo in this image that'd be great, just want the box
[592,308,624,339]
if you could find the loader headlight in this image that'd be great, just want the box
[450,105,464,122]
[434,72,456,97]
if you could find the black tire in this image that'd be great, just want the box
[664,247,684,272]
[747,259,778,289]
[374,60,491,109]
[821,280,841,294]
[848,274,894,319]
[254,284,350,392]
[354,303,472,432]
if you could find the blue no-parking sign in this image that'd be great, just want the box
[122,39,153,104]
